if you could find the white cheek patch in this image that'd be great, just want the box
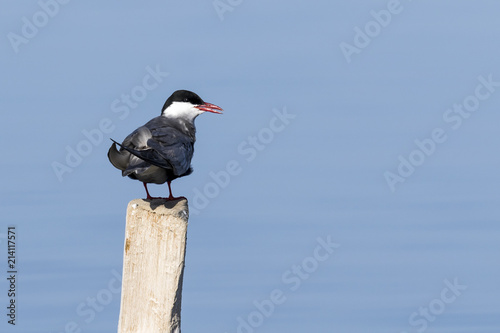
[163,101,203,120]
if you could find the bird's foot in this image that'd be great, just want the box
[146,194,186,201]
[166,195,187,201]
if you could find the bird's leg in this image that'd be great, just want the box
[143,182,153,200]
[144,181,185,201]
[166,181,186,201]
[167,181,174,200]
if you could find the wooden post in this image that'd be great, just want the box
[118,198,189,333]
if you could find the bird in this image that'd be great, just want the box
[108,90,223,200]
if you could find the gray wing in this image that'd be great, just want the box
[108,126,153,170]
[108,116,194,177]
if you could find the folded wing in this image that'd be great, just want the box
[108,117,194,178]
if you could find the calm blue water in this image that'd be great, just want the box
[1,1,499,332]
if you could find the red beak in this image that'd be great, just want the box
[195,102,223,114]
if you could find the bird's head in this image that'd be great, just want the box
[161,90,223,120]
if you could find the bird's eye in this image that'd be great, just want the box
[183,98,188,102]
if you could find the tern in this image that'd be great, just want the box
[108,90,223,200]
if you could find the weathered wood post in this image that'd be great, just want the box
[118,198,189,333]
